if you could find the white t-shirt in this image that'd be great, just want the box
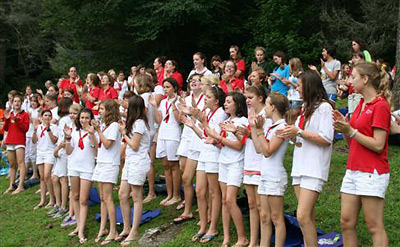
[56,116,72,155]
[260,119,289,180]
[141,92,156,139]
[125,119,151,162]
[68,129,97,173]
[51,107,60,121]
[181,95,196,141]
[198,107,227,163]
[287,75,301,102]
[154,85,164,96]
[157,97,181,141]
[22,95,32,112]
[97,122,122,165]
[218,116,248,164]
[188,94,206,152]
[244,109,271,171]
[321,59,341,95]
[36,124,59,155]
[187,68,213,82]
[26,108,40,138]
[291,102,334,181]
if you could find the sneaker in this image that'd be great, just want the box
[61,216,72,227]
[67,216,77,226]
[47,206,59,217]
[53,208,68,220]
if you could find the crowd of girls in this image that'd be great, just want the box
[0,41,394,247]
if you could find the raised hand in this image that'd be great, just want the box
[148,94,157,107]
[204,136,217,145]
[33,119,39,130]
[248,107,256,127]
[237,125,250,137]
[91,119,100,130]
[198,110,206,124]
[220,121,237,133]
[86,125,95,135]
[308,65,318,71]
[118,120,126,135]
[181,115,195,129]
[172,94,179,104]
[3,109,10,119]
[320,58,326,68]
[63,124,72,137]
[254,115,265,129]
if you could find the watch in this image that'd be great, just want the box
[296,129,303,138]
[47,128,51,132]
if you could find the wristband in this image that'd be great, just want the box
[47,128,51,132]
[349,129,358,138]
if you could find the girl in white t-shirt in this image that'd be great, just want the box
[118,95,151,246]
[236,85,268,247]
[32,110,59,210]
[134,73,163,203]
[91,100,122,244]
[64,108,98,243]
[182,85,226,243]
[50,97,73,219]
[206,92,249,247]
[156,78,182,206]
[250,93,290,247]
[173,73,204,222]
[279,71,334,247]
[26,95,40,180]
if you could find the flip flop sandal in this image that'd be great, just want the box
[100,238,115,246]
[191,233,205,242]
[33,204,45,210]
[95,230,109,243]
[121,239,135,247]
[200,234,219,243]
[79,237,87,244]
[69,231,78,237]
[173,215,195,224]
[176,201,185,210]
[115,234,129,242]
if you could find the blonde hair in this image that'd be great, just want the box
[354,62,392,109]
[289,58,303,77]
[201,75,219,87]
[69,104,82,113]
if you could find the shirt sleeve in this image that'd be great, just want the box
[105,122,119,141]
[334,60,341,71]
[237,60,245,73]
[17,112,30,133]
[133,120,146,135]
[315,103,334,143]
[51,124,59,137]
[110,88,118,99]
[92,87,100,99]
[371,102,391,132]
[154,86,164,95]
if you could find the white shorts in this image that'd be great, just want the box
[176,138,191,157]
[25,137,37,164]
[36,153,55,165]
[156,139,179,161]
[218,161,244,187]
[68,169,93,181]
[53,154,68,177]
[187,150,200,161]
[340,169,390,199]
[121,159,150,186]
[7,145,25,151]
[92,162,120,184]
[258,177,288,196]
[243,174,261,186]
[292,176,324,193]
[197,161,219,173]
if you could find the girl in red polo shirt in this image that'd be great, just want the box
[229,45,246,81]
[220,60,245,94]
[3,94,30,194]
[164,60,183,89]
[77,73,100,117]
[98,74,118,104]
[333,62,391,247]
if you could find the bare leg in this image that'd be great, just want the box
[144,142,157,202]
[13,148,26,193]
[195,170,208,234]
[118,180,132,237]
[52,175,61,207]
[6,150,16,192]
[296,188,319,247]
[77,179,93,240]
[36,164,46,207]
[226,185,248,246]
[69,176,80,235]
[259,195,272,247]
[341,193,361,247]
[44,163,55,205]
[102,183,118,242]
[219,182,230,246]
[96,183,108,242]
[176,158,197,212]
[246,185,260,247]
[169,161,182,203]
[60,177,69,210]
[362,196,388,247]
[124,185,143,241]
[161,157,173,204]
[203,173,221,238]
[268,195,286,247]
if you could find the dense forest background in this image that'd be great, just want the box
[0,0,399,103]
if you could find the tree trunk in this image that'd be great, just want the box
[0,17,6,92]
[393,0,400,109]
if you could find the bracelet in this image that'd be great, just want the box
[349,129,358,138]
[64,136,72,141]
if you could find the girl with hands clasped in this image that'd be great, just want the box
[3,94,30,194]
[250,93,290,247]
[91,100,121,245]
[118,95,151,246]
[207,92,249,247]
[333,62,391,247]
[156,78,182,206]
[238,85,268,247]
[277,71,334,247]
[32,110,59,209]
[64,108,98,244]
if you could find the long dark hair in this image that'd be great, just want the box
[75,108,94,130]
[228,92,247,118]
[299,71,331,124]
[125,95,149,136]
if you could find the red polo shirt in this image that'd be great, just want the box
[236,59,245,81]
[3,111,30,145]
[220,78,244,94]
[157,68,165,86]
[85,87,100,115]
[98,87,118,101]
[170,71,183,89]
[347,96,390,174]
[59,78,83,103]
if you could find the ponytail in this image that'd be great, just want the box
[379,71,393,110]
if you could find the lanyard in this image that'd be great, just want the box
[98,126,107,148]
[299,107,305,130]
[204,107,220,137]
[40,126,47,138]
[265,123,280,142]
[78,130,89,150]
[164,99,174,123]
[196,94,204,106]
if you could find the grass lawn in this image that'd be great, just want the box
[1,102,399,246]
